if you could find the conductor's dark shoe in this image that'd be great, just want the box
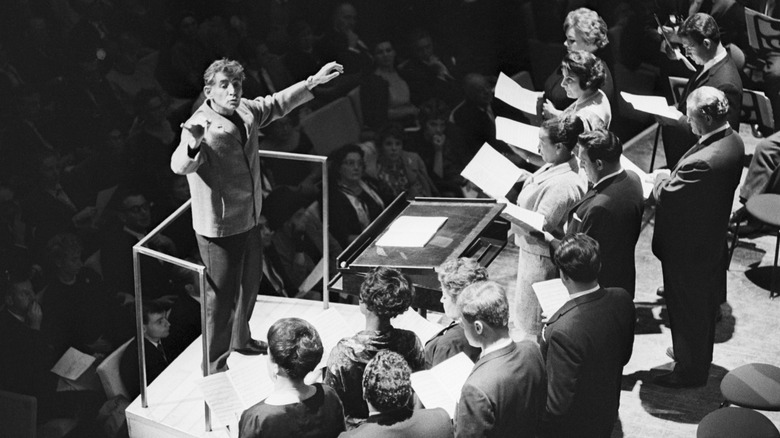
[656,286,665,297]
[653,371,707,388]
[235,339,268,355]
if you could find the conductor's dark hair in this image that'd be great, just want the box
[267,317,324,380]
[362,350,412,412]
[561,50,606,91]
[554,233,601,282]
[203,58,245,87]
[359,267,414,320]
[678,13,720,45]
[578,128,622,164]
[542,114,585,151]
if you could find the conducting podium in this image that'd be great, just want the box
[330,195,509,312]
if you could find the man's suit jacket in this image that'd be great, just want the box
[566,170,644,296]
[424,321,481,369]
[171,82,312,238]
[661,54,742,168]
[539,288,635,438]
[0,309,58,398]
[339,407,453,438]
[120,337,169,400]
[455,341,546,438]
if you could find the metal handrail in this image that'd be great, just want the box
[132,150,330,432]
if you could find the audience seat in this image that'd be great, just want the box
[300,96,362,156]
[729,194,780,297]
[721,363,780,410]
[96,338,134,400]
[346,86,363,127]
[741,88,775,135]
[0,390,78,438]
[697,407,780,438]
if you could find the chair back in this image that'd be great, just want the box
[97,338,133,399]
[741,88,775,132]
[0,390,36,438]
[300,96,361,156]
[346,86,363,126]
[746,8,780,52]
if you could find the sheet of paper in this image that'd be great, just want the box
[498,200,545,232]
[393,308,444,343]
[461,143,525,200]
[228,359,275,409]
[619,156,654,199]
[198,372,244,428]
[495,72,542,114]
[532,279,571,318]
[496,117,543,162]
[51,347,96,381]
[309,307,357,370]
[411,352,474,418]
[296,258,324,297]
[621,92,682,120]
[375,216,448,247]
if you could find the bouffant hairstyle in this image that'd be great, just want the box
[456,281,509,328]
[359,267,414,320]
[561,50,606,91]
[267,317,324,380]
[553,233,601,283]
[328,143,365,184]
[362,350,412,412]
[418,98,450,125]
[203,58,246,87]
[678,13,720,45]
[577,128,622,164]
[564,8,609,49]
[541,114,585,151]
[435,257,488,302]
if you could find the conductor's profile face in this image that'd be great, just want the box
[205,72,243,116]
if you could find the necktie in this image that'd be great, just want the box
[157,342,167,363]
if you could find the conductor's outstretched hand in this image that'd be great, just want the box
[180,119,212,143]
[310,62,344,87]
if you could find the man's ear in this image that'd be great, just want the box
[474,320,484,336]
[703,38,712,50]
[203,85,212,97]
[595,159,604,171]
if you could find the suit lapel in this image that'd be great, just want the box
[202,100,247,146]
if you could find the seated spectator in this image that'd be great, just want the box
[262,186,342,296]
[425,257,486,368]
[360,39,419,130]
[327,144,387,248]
[239,318,346,438]
[340,350,454,438]
[284,20,324,83]
[371,123,437,200]
[259,112,321,193]
[236,36,294,99]
[541,50,611,131]
[57,56,126,134]
[119,300,171,400]
[450,73,509,160]
[162,11,207,99]
[454,281,546,438]
[398,29,461,107]
[41,233,112,357]
[105,31,165,116]
[539,234,635,438]
[731,130,780,234]
[407,99,468,197]
[153,175,197,259]
[317,2,373,97]
[325,267,425,428]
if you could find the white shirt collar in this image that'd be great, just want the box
[698,123,729,145]
[480,337,513,358]
[567,284,601,302]
[594,168,624,188]
[699,46,728,77]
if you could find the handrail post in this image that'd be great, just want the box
[132,247,148,408]
[322,159,330,309]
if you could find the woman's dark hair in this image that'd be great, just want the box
[328,143,365,184]
[362,350,412,412]
[267,317,323,380]
[418,99,450,125]
[376,123,405,149]
[359,267,413,320]
[561,50,605,91]
[541,114,584,151]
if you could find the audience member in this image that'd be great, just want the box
[425,257,486,368]
[449,73,499,159]
[511,115,586,340]
[284,20,324,83]
[371,123,437,200]
[164,11,208,98]
[563,129,644,296]
[360,39,418,130]
[236,36,294,99]
[652,86,743,388]
[317,2,373,97]
[398,29,460,107]
[540,8,615,115]
[455,280,546,438]
[119,300,171,400]
[259,112,320,192]
[542,50,611,130]
[327,144,387,248]
[239,317,345,438]
[325,267,425,427]
[340,350,453,438]
[539,234,635,437]
[657,13,742,169]
[105,31,165,116]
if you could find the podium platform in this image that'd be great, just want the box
[124,295,440,437]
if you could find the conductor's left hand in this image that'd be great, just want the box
[310,62,344,87]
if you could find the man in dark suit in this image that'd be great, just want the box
[567,128,644,297]
[120,300,171,400]
[341,350,453,438]
[658,13,742,169]
[539,234,635,438]
[455,281,546,438]
[652,86,744,388]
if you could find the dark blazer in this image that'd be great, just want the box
[120,337,169,400]
[565,170,644,296]
[339,407,453,438]
[539,288,635,438]
[424,322,481,369]
[455,341,546,438]
[0,309,58,398]
[661,54,742,168]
